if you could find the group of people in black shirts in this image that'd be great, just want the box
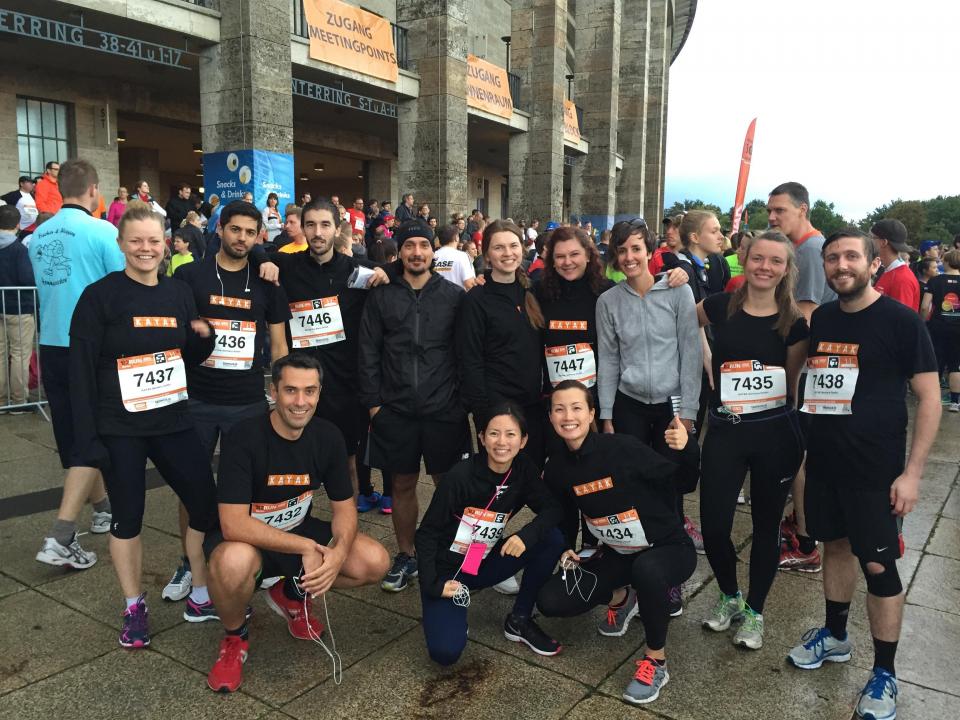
[36,161,942,717]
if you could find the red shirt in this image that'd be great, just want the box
[347,208,365,234]
[875,262,920,312]
[648,246,672,275]
[724,275,746,293]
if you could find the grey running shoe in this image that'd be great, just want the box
[623,657,669,705]
[90,511,112,534]
[855,668,898,720]
[381,552,418,592]
[162,557,192,601]
[702,590,745,632]
[787,627,852,669]
[35,536,97,569]
[597,588,638,637]
[733,608,764,650]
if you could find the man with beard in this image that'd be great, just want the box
[273,198,389,500]
[787,229,941,720]
[359,221,470,592]
[164,200,292,607]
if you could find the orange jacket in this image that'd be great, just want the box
[93,194,106,219]
[34,175,62,214]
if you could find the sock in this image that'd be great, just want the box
[951,392,959,404]
[92,496,111,514]
[181,555,191,571]
[282,575,302,601]
[226,622,249,641]
[125,595,142,609]
[646,655,666,666]
[50,519,76,548]
[873,637,898,675]
[609,591,628,609]
[825,599,850,641]
[189,585,210,604]
[797,534,817,555]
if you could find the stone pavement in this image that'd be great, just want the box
[1,407,958,720]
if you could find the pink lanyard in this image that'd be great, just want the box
[455,467,513,532]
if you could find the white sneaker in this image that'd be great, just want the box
[259,576,281,590]
[161,558,192,601]
[90,511,112,534]
[493,575,521,595]
[36,536,97,569]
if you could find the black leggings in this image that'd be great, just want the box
[700,410,805,612]
[102,429,217,539]
[538,542,696,650]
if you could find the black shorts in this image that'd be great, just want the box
[188,398,267,460]
[929,322,960,373]
[804,473,903,563]
[366,406,470,475]
[39,345,77,469]
[314,391,368,455]
[204,515,333,579]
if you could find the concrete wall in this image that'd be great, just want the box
[467,0,512,68]
[467,160,506,219]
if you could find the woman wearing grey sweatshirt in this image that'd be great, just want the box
[596,220,704,602]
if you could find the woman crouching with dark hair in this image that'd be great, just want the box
[537,380,698,706]
[415,402,565,666]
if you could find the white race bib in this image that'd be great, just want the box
[545,343,597,387]
[719,360,787,414]
[289,297,345,348]
[449,507,510,559]
[202,319,256,370]
[801,356,859,415]
[250,491,312,531]
[585,509,649,554]
[117,349,188,413]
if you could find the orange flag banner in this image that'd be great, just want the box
[302,0,398,83]
[730,118,757,235]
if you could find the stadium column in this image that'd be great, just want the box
[396,0,469,224]
[508,0,567,224]
[615,0,651,224]
[642,0,670,229]
[570,0,622,232]
[199,0,295,208]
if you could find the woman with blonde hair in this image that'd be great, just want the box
[696,230,809,650]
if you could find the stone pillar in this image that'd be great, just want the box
[570,0,621,231]
[199,0,294,202]
[642,0,670,228]
[367,158,399,208]
[397,0,469,222]
[508,0,567,224]
[615,0,650,222]
[119,147,160,197]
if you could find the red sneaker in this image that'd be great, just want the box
[266,583,324,640]
[778,542,822,573]
[207,635,248,693]
[780,513,798,543]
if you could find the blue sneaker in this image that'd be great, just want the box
[381,552,417,592]
[184,597,219,623]
[787,627,852,669]
[120,593,150,648]
[357,491,382,513]
[856,668,898,720]
[379,495,393,514]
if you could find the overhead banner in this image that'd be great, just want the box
[466,54,513,120]
[730,117,757,235]
[563,99,581,144]
[302,0,398,83]
[203,150,294,213]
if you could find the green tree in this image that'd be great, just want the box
[664,199,725,220]
[809,200,849,238]
[883,200,927,245]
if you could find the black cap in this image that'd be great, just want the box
[871,219,909,252]
[393,219,434,248]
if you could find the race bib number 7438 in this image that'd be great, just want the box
[801,355,859,415]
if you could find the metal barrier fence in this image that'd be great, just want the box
[0,287,48,418]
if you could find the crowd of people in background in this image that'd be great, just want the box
[0,160,953,719]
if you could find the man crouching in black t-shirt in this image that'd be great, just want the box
[204,353,390,693]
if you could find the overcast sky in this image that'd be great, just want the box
[664,0,959,221]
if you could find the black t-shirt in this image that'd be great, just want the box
[703,293,809,413]
[803,296,938,487]
[217,414,353,528]
[70,271,214,441]
[174,257,290,405]
[274,251,371,396]
[925,273,960,324]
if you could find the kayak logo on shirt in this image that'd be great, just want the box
[816,342,859,356]
[267,474,311,486]
[209,294,252,310]
[549,320,588,331]
[573,477,613,496]
[133,317,178,328]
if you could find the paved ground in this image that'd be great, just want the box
[0,405,957,720]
